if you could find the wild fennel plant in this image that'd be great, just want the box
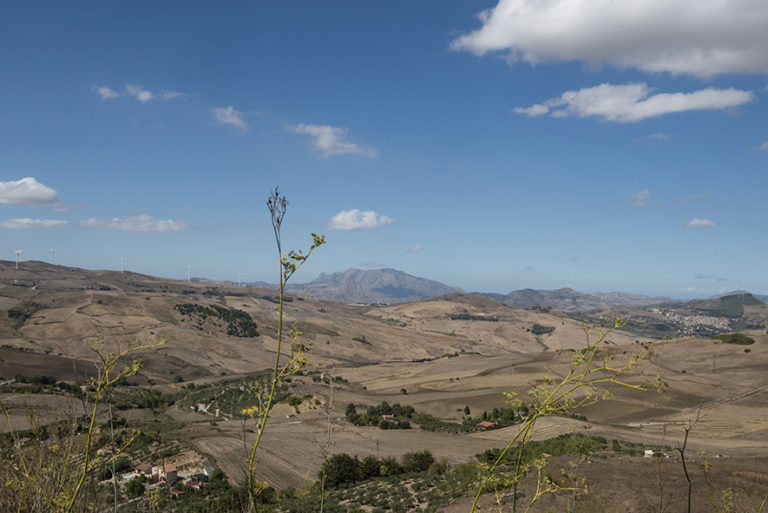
[471,318,664,513]
[244,187,325,511]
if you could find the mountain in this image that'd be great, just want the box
[287,268,463,303]
[474,288,671,313]
[714,290,768,303]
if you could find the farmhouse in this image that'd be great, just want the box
[152,464,178,483]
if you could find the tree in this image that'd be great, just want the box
[360,456,381,480]
[379,457,403,477]
[322,454,361,488]
[402,450,435,473]
[125,478,145,498]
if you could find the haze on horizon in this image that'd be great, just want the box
[1,1,767,299]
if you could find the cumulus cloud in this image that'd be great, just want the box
[212,106,247,130]
[328,209,394,230]
[451,0,768,76]
[93,85,120,100]
[80,214,187,232]
[0,218,68,229]
[407,245,423,253]
[287,124,377,158]
[125,84,154,103]
[0,177,59,206]
[628,189,650,207]
[514,83,753,123]
[686,218,717,227]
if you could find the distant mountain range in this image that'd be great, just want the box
[195,267,463,304]
[195,267,766,311]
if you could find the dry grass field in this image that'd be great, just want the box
[2,261,767,511]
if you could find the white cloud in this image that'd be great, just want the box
[93,85,120,100]
[287,124,377,158]
[514,83,753,123]
[0,218,68,229]
[407,245,423,253]
[160,90,185,100]
[452,0,768,76]
[80,214,187,232]
[212,106,247,130]
[125,84,154,103]
[0,177,59,206]
[93,85,187,103]
[628,189,650,207]
[686,218,717,227]
[760,141,768,150]
[328,209,394,230]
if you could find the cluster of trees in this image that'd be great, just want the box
[6,301,42,328]
[174,303,259,337]
[345,401,529,434]
[345,401,415,429]
[321,450,437,488]
[531,323,555,335]
[477,433,611,466]
[449,312,498,322]
[713,333,755,345]
[111,388,177,410]
[479,406,528,425]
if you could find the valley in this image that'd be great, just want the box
[2,261,767,512]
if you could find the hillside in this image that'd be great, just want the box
[475,287,672,312]
[2,261,768,513]
[0,261,643,385]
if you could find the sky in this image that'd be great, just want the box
[1,0,767,298]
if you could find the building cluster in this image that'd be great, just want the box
[133,463,178,483]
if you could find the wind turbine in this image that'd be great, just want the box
[187,264,192,282]
[120,257,125,274]
[237,273,242,287]
[50,248,56,265]
[13,249,23,270]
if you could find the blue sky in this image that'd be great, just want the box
[1,1,767,298]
